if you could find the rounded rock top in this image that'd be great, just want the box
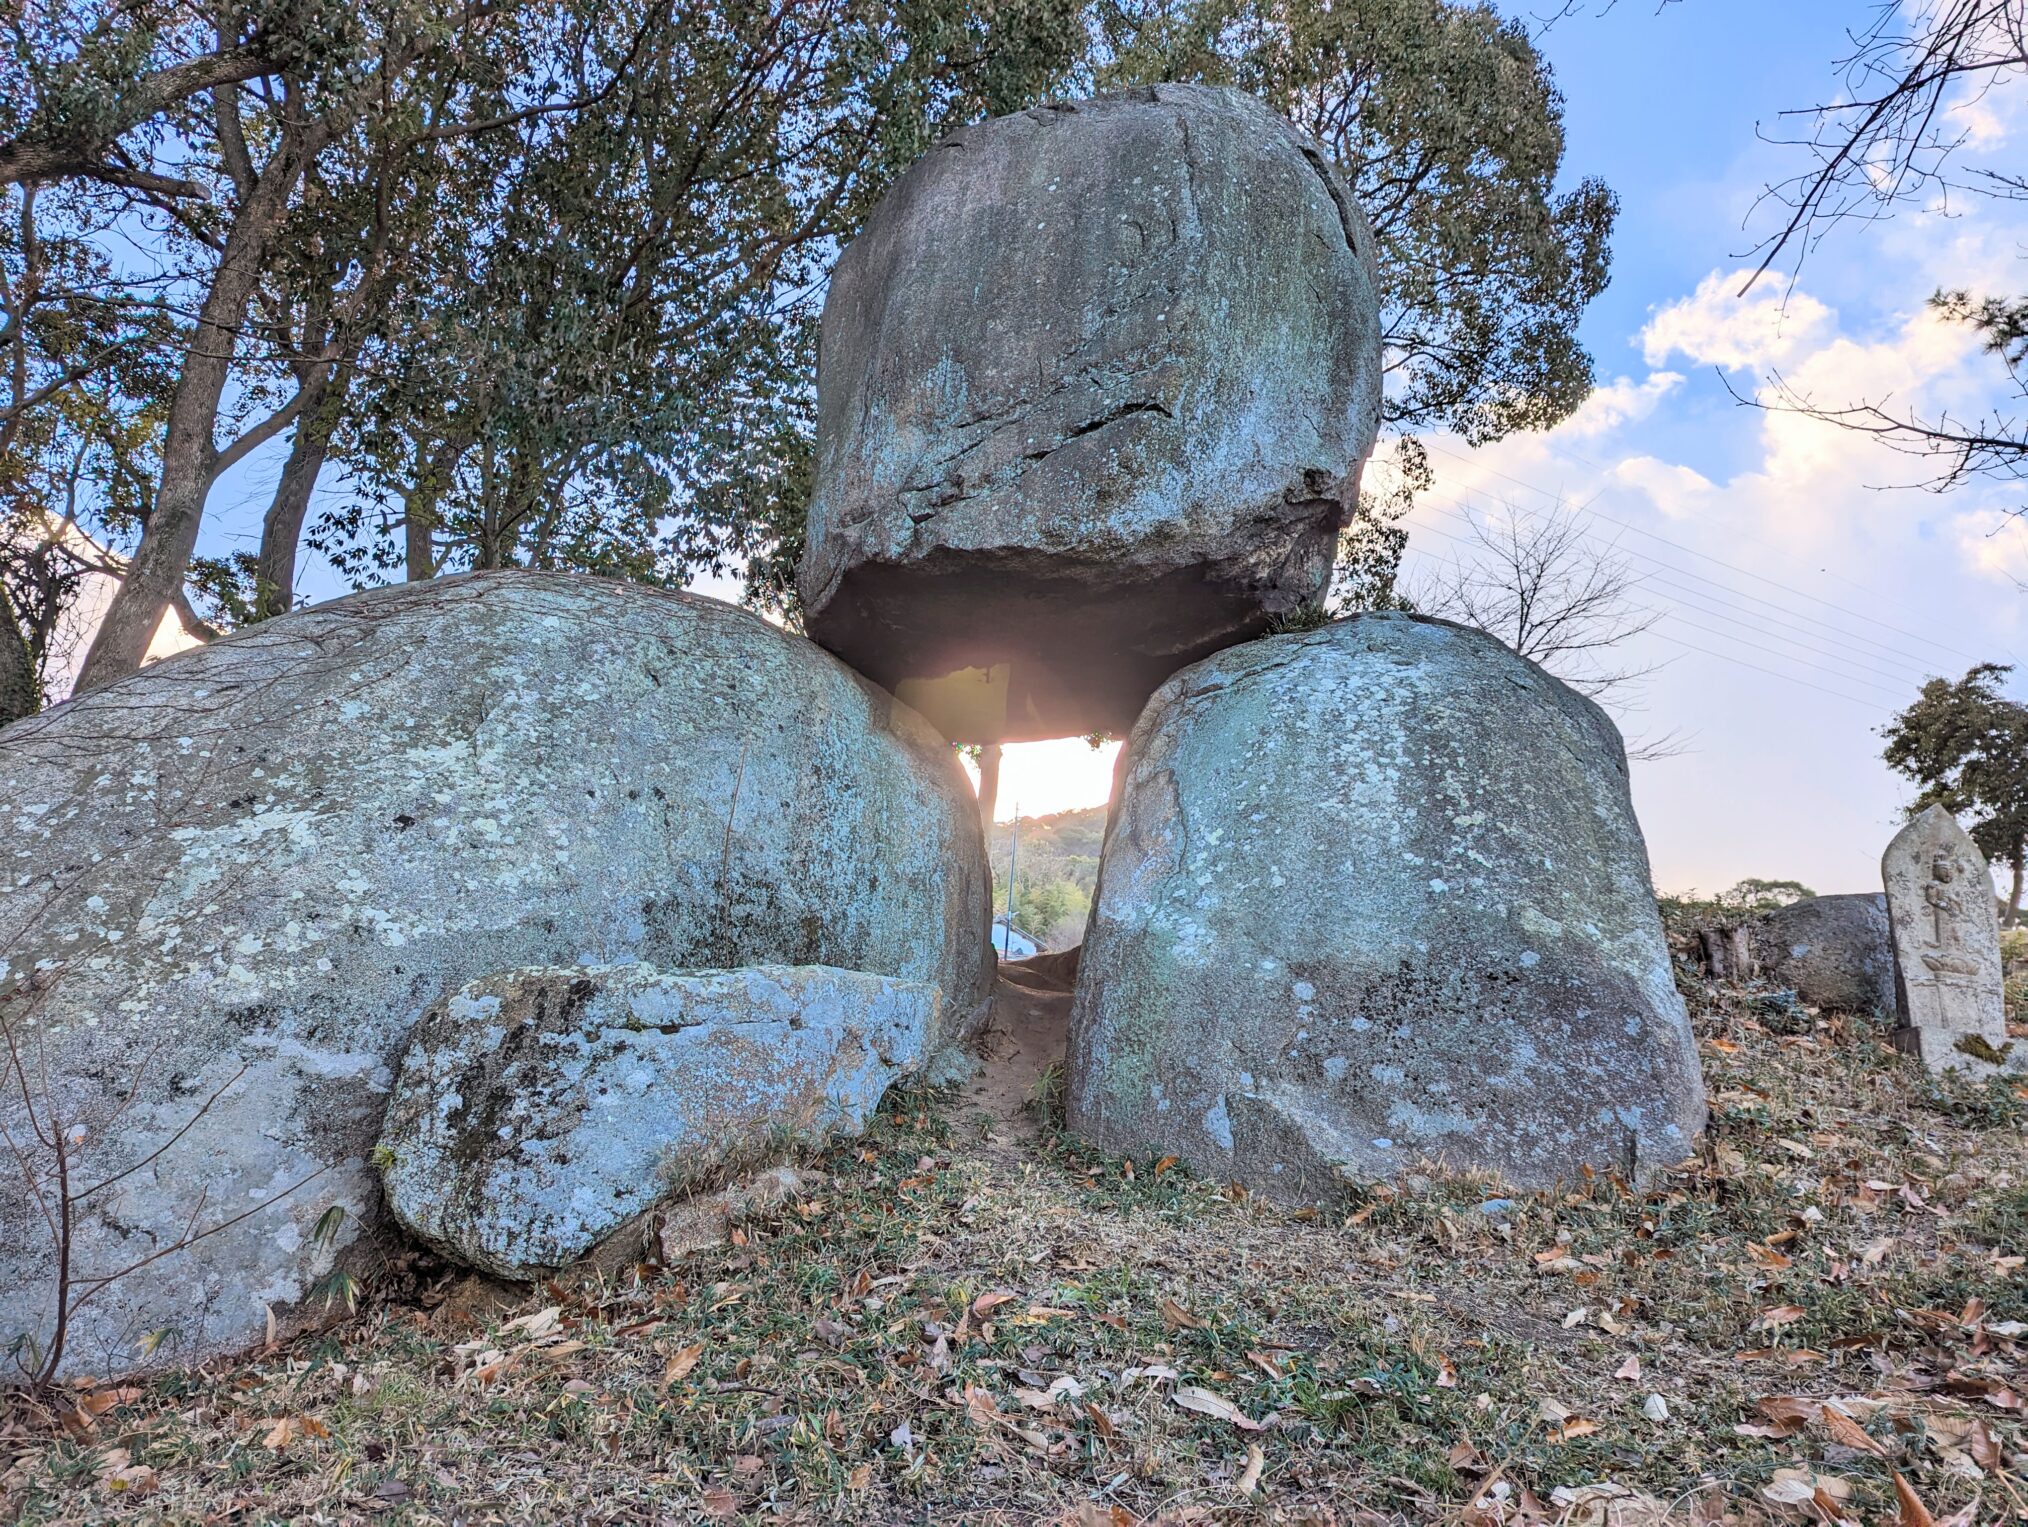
[799,84,1384,744]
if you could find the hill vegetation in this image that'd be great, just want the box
[989,806,1107,949]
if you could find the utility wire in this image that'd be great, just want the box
[1420,438,1992,667]
[1399,521,1894,711]
[1411,497,1942,691]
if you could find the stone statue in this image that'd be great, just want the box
[1882,805,2016,1074]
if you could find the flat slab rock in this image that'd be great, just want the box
[379,964,935,1279]
[799,84,1383,743]
[0,573,989,1379]
[1065,613,1707,1199]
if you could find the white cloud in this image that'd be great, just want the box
[1641,271,1834,372]
[1613,456,1716,521]
[1953,509,2028,588]
[1562,371,1684,437]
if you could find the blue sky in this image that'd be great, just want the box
[184,0,2028,898]
[1426,0,2028,896]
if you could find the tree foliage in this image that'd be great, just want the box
[1882,663,2028,925]
[1095,0,1615,444]
[1,0,1616,706]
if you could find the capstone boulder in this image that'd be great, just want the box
[379,963,935,1279]
[0,573,989,1378]
[799,84,1383,743]
[1065,613,1707,1198]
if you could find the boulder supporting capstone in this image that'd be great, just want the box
[1065,613,1707,1199]
[0,573,990,1378]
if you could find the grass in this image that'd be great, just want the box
[3,980,2027,1524]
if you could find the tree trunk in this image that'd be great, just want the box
[1699,924,1755,983]
[252,361,350,621]
[402,433,469,581]
[975,743,1002,835]
[73,125,313,691]
[0,578,37,725]
[2007,850,2023,930]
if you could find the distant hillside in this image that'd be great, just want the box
[988,804,1107,948]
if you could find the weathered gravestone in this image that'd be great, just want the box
[1882,805,2016,1073]
[1065,613,1707,1199]
[798,84,1383,743]
[0,573,990,1378]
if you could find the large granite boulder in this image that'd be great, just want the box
[1065,613,1706,1199]
[379,964,936,1279]
[799,84,1383,744]
[1751,894,1893,1015]
[0,573,990,1378]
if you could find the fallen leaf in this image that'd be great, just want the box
[1753,1396,1819,1436]
[1762,1468,1850,1506]
[1642,1393,1669,1422]
[1549,1417,1601,1442]
[1892,1472,1938,1527]
[1161,1298,1207,1331]
[1614,1354,1642,1381]
[261,1414,330,1450]
[1562,1306,1590,1329]
[78,1387,142,1418]
[1236,1442,1265,1496]
[102,1462,156,1496]
[1172,1385,1271,1431]
[1755,1305,1806,1330]
[846,1462,872,1490]
[699,1484,742,1519]
[1968,1419,2003,1474]
[972,1290,1017,1318]
[1819,1404,1887,1457]
[661,1342,704,1388]
[501,1306,563,1341]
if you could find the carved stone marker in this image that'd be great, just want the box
[1882,805,2016,1073]
[798,84,1383,743]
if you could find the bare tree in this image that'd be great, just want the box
[1749,1,2028,288]
[1406,499,1688,760]
[1743,2,2028,504]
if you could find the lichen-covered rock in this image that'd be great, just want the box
[0,573,989,1378]
[799,84,1383,743]
[1751,894,1894,1015]
[379,964,934,1279]
[1065,613,1706,1199]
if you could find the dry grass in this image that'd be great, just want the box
[3,974,2026,1525]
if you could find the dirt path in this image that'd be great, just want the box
[959,956,1076,1167]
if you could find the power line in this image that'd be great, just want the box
[1399,521,1896,712]
[1410,489,1937,680]
[1521,429,2017,646]
[1411,498,1941,692]
[1420,438,1992,668]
